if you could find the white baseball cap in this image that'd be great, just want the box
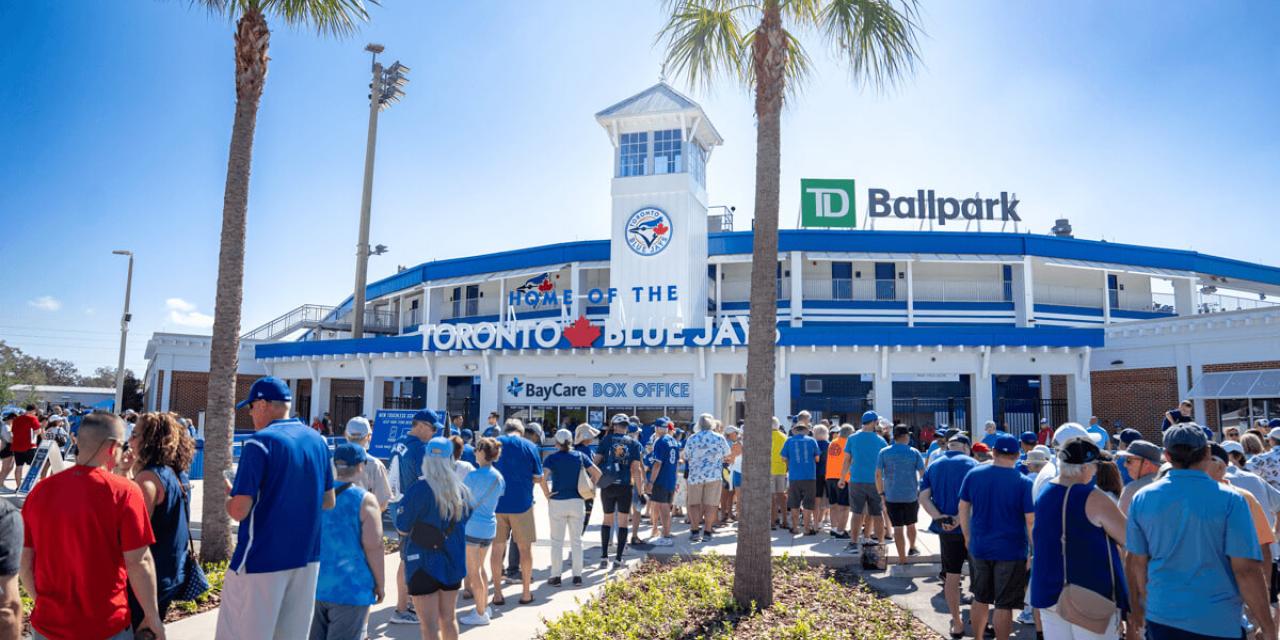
[725,425,741,435]
[1222,440,1245,457]
[1053,423,1101,447]
[554,428,573,445]
[345,416,372,438]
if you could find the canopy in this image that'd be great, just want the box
[1187,370,1280,400]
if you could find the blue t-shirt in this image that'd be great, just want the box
[920,451,978,534]
[957,464,1034,561]
[462,465,504,540]
[230,419,335,573]
[394,479,469,586]
[389,433,428,497]
[1086,424,1109,449]
[981,430,1010,450]
[597,433,643,488]
[481,425,501,438]
[492,434,543,514]
[780,434,820,482]
[876,443,924,503]
[844,431,888,484]
[544,450,591,500]
[650,435,679,490]
[1127,469,1261,637]
[573,443,597,461]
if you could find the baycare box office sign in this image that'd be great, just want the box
[502,376,691,407]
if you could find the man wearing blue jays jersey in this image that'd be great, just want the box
[385,409,441,626]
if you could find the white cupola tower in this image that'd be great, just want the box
[595,83,723,330]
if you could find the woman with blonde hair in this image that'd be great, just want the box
[395,438,472,640]
[127,411,197,628]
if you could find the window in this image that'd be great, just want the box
[619,132,649,177]
[689,142,706,187]
[875,262,896,300]
[1107,274,1119,309]
[1002,265,1013,302]
[653,129,682,175]
[832,262,853,300]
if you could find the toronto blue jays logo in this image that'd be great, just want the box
[625,207,672,256]
[514,273,553,294]
[506,377,522,397]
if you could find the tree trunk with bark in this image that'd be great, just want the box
[200,8,269,564]
[734,0,786,610]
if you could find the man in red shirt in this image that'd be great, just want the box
[9,406,41,488]
[20,412,165,640]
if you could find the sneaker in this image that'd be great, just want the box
[548,576,562,587]
[572,576,583,586]
[459,611,491,626]
[690,531,702,543]
[598,556,609,569]
[389,610,419,625]
[908,547,920,556]
[833,531,851,539]
[701,529,713,541]
[612,559,625,571]
[651,536,674,547]
[1016,608,1035,625]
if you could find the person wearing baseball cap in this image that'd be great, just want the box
[980,420,1010,451]
[644,420,679,545]
[490,418,548,604]
[877,425,925,563]
[1127,423,1273,640]
[344,416,392,510]
[1036,418,1053,446]
[781,421,821,536]
[957,434,1034,640]
[1031,423,1104,500]
[838,411,889,547]
[312,442,385,640]
[542,429,601,586]
[1022,446,1051,477]
[1117,440,1163,514]
[393,438,471,636]
[920,428,979,638]
[385,408,443,625]
[768,416,790,530]
[593,413,645,569]
[1246,424,1280,494]
[1028,435,1129,639]
[970,442,992,463]
[218,376,336,639]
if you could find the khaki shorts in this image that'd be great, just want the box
[686,480,722,507]
[495,508,536,547]
[771,474,788,494]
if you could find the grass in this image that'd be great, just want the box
[539,555,940,640]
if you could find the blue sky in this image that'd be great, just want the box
[1,1,1277,374]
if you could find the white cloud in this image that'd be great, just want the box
[84,307,96,316]
[28,296,61,311]
[166,298,214,329]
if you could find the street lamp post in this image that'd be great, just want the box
[111,250,133,413]
[350,44,409,339]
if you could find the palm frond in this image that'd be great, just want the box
[742,25,813,99]
[262,0,376,37]
[656,0,755,93]
[779,0,822,30]
[818,0,922,91]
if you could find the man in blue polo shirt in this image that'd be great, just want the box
[780,423,821,535]
[1085,416,1110,450]
[958,434,1033,640]
[386,408,442,625]
[491,418,547,605]
[979,420,1009,450]
[920,433,977,639]
[217,377,335,640]
[1126,424,1273,640]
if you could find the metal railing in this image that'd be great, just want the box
[800,278,903,302]
[1192,292,1279,314]
[403,307,422,328]
[1034,284,1105,309]
[241,304,336,341]
[444,296,500,320]
[720,279,791,302]
[912,280,1005,303]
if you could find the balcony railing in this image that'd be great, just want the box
[800,278,902,302]
[720,279,791,302]
[1146,291,1280,315]
[443,296,499,320]
[1034,284,1105,309]
[403,307,422,328]
[912,280,1005,303]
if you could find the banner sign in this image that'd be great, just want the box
[502,376,692,407]
[801,178,858,228]
[17,440,53,495]
[424,315,753,352]
[370,409,417,459]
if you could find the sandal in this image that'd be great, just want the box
[518,595,535,605]
[491,595,506,607]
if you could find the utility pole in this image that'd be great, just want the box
[111,250,133,413]
[351,44,408,338]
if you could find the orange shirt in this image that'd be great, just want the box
[826,436,847,479]
[1231,485,1276,547]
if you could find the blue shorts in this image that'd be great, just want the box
[731,471,742,488]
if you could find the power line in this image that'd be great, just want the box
[0,325,120,336]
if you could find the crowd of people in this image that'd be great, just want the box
[6,382,1280,640]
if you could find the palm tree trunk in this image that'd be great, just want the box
[200,8,269,564]
[734,0,785,610]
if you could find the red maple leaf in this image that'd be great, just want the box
[654,221,669,236]
[537,278,554,293]
[564,315,601,348]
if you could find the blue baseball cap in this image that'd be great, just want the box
[949,433,971,446]
[654,417,670,428]
[425,437,453,459]
[861,411,879,425]
[1270,418,1280,429]
[1163,423,1207,450]
[1118,428,1143,445]
[412,410,440,426]
[333,442,367,467]
[236,376,292,409]
[993,434,1020,454]
[461,428,474,442]
[627,423,640,433]
[1019,432,1037,445]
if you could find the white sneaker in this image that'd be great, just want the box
[1016,607,1035,625]
[389,610,419,625]
[460,611,491,626]
[651,536,674,547]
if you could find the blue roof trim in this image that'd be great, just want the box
[257,334,422,359]
[710,230,1280,287]
[777,325,1103,348]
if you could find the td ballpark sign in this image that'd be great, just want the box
[800,178,1022,228]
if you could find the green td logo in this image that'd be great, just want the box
[800,178,857,228]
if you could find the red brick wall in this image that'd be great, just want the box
[1049,375,1067,401]
[1090,367,1179,441]
[169,371,256,430]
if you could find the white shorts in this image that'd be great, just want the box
[1039,606,1119,640]
[215,562,319,640]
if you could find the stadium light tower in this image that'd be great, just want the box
[111,250,133,413]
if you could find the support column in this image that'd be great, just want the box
[479,377,499,421]
[362,375,383,418]
[287,378,300,406]
[1067,372,1092,425]
[714,264,722,318]
[789,252,803,327]
[906,259,915,327]
[1101,270,1112,324]
[1173,277,1198,316]
[971,373,993,440]
[429,375,449,412]
[313,377,332,419]
[1013,256,1035,327]
[693,376,716,419]
[160,369,173,412]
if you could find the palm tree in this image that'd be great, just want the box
[658,0,922,608]
[193,0,374,563]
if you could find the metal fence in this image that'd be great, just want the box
[892,397,969,431]
[996,398,1068,435]
[333,395,363,429]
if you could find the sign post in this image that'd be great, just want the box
[17,440,54,496]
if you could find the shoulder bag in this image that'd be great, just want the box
[1055,484,1117,634]
[577,451,596,500]
[174,473,210,601]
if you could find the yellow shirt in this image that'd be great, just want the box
[770,429,788,476]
